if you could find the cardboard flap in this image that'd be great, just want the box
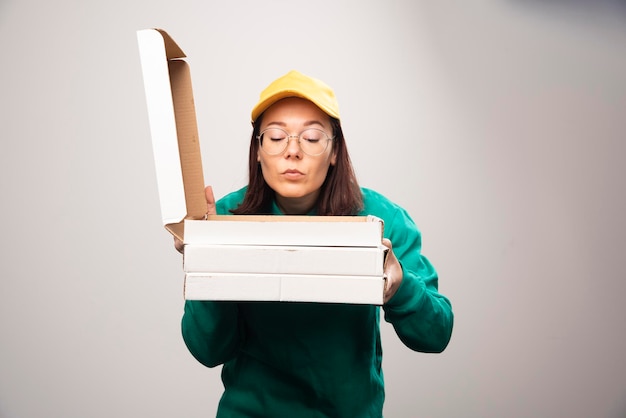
[137,28,206,241]
[155,28,186,60]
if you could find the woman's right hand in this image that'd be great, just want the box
[174,186,216,254]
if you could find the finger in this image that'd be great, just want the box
[381,242,402,303]
[383,273,391,303]
[205,185,217,216]
[383,270,398,304]
[381,238,393,270]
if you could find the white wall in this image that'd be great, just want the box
[1,1,625,417]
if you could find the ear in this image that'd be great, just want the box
[330,149,338,166]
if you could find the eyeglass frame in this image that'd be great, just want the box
[256,127,334,157]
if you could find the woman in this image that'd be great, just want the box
[179,70,453,417]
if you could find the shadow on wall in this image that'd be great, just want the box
[510,0,626,16]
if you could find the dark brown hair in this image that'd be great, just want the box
[231,115,363,215]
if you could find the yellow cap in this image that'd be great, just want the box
[251,70,340,122]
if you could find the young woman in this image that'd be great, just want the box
[179,70,453,417]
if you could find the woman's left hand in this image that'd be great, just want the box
[382,238,403,304]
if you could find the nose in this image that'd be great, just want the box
[284,136,302,157]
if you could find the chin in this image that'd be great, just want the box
[273,184,316,199]
[276,189,309,199]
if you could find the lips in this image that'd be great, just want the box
[283,169,304,175]
[282,169,305,180]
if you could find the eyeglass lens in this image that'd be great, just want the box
[259,128,330,156]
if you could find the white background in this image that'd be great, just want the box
[1,1,625,417]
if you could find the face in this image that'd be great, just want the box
[257,97,337,214]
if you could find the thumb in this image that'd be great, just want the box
[205,185,217,216]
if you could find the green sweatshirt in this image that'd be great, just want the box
[181,187,453,417]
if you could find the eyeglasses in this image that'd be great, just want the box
[257,127,333,156]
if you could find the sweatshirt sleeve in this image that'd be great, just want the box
[181,300,242,367]
[382,206,454,353]
[180,189,247,368]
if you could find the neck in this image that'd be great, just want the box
[275,192,319,215]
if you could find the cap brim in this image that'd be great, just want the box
[251,91,339,122]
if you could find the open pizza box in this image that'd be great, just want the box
[137,28,386,304]
[137,28,206,241]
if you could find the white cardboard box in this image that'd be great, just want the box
[183,216,384,247]
[137,28,386,305]
[183,244,386,276]
[184,273,385,305]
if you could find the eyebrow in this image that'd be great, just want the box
[265,120,327,129]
